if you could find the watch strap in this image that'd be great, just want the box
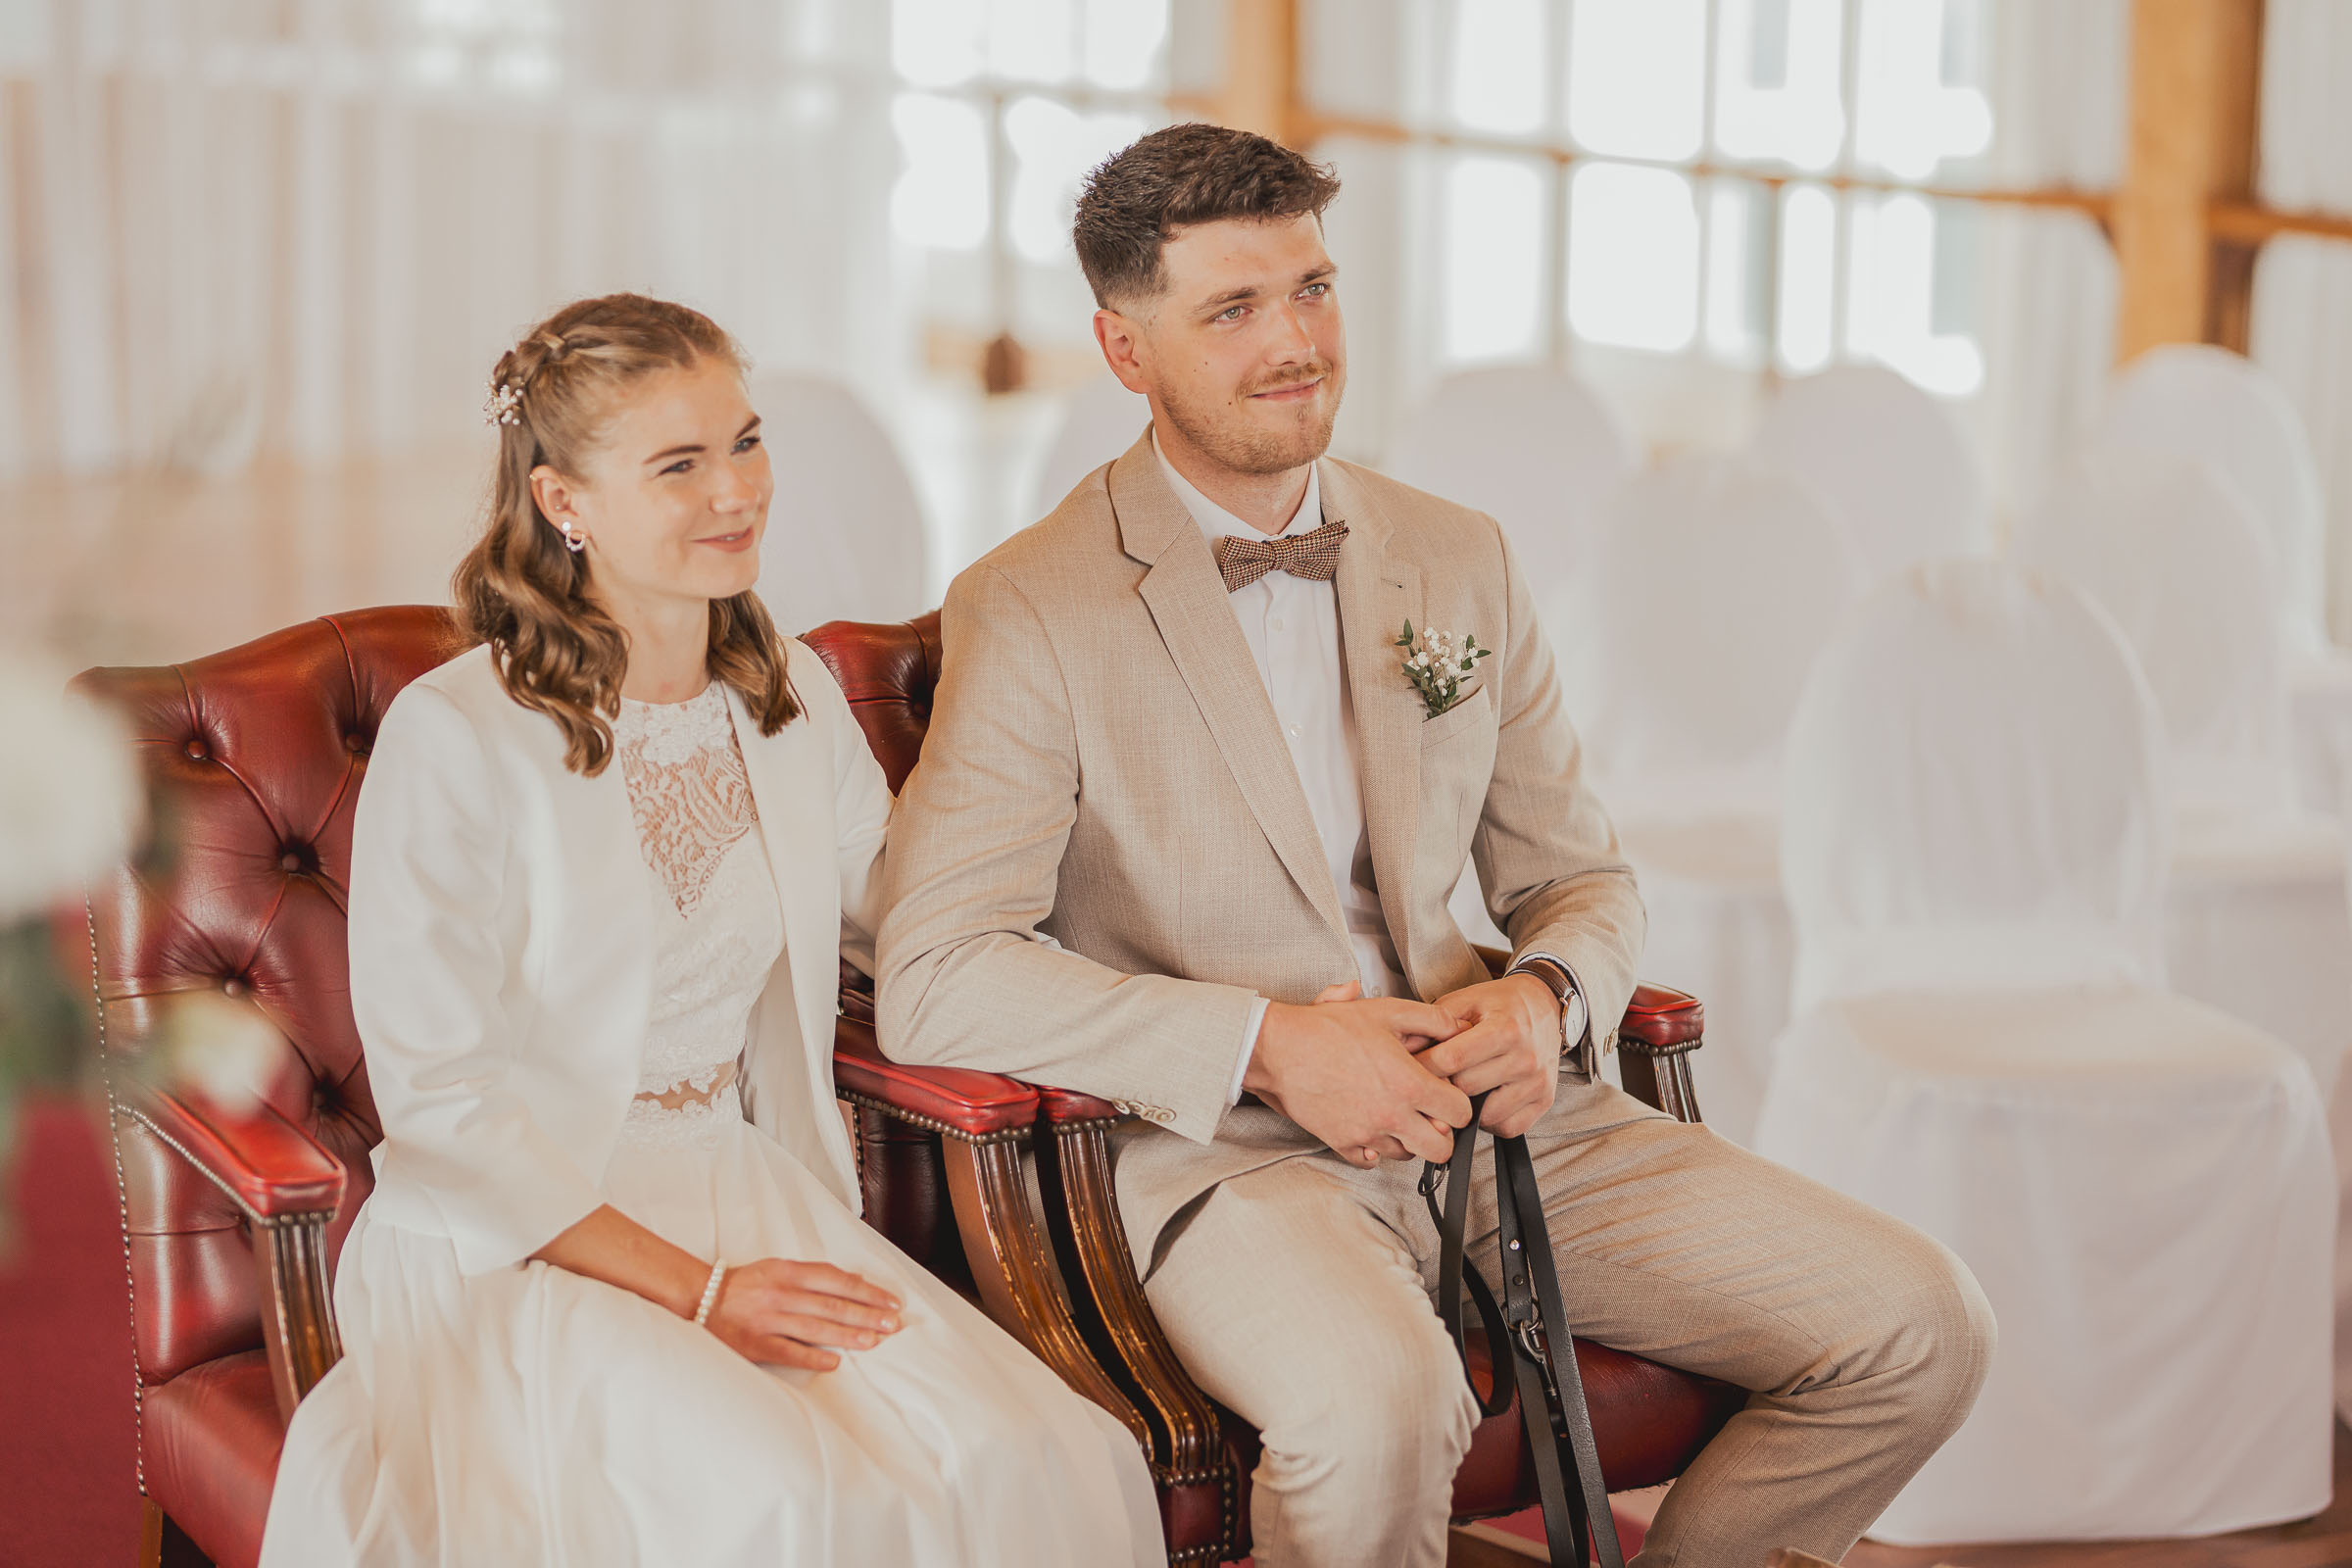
[1505,955,1592,1077]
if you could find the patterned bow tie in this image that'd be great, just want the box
[1213,519,1350,593]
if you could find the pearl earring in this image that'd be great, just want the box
[558,521,586,554]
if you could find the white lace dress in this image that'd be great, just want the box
[260,686,1163,1567]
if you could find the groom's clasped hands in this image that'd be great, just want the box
[1240,973,1565,1167]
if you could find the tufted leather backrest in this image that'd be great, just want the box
[802,612,943,792]
[74,605,934,1390]
[74,608,473,1386]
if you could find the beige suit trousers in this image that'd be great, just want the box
[1143,1114,1995,1568]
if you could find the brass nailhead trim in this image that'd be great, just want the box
[836,1090,1032,1147]
[1153,1467,1224,1487]
[88,902,147,1500]
[1618,1033,1704,1058]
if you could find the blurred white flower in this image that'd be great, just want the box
[0,659,143,922]
[158,990,285,1113]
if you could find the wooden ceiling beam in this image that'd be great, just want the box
[2113,0,2265,359]
[1216,0,1302,146]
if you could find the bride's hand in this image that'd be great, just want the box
[707,1258,904,1371]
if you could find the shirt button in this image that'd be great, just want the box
[1269,615,1285,631]
[1287,723,1302,738]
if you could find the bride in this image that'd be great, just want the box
[260,293,1164,1566]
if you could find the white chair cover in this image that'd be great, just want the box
[2013,447,2295,817]
[748,373,931,632]
[1781,562,2171,1012]
[2290,647,2352,817]
[1757,561,2334,1544]
[2091,346,2352,818]
[1385,366,1638,609]
[1611,817,2352,1152]
[1523,455,1857,1138]
[2012,449,2352,1102]
[1033,373,1152,518]
[1751,366,1991,587]
[2092,344,2330,655]
[1598,489,2346,1131]
[1422,365,1638,956]
[1556,453,1861,808]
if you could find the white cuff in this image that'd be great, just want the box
[1231,995,1271,1105]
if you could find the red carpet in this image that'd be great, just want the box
[0,1094,143,1567]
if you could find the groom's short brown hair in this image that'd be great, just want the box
[1072,123,1342,310]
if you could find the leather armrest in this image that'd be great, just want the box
[1619,983,1703,1054]
[117,1076,345,1220]
[831,1015,1039,1140]
[1039,1086,1122,1124]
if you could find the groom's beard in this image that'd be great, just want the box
[1156,357,1346,478]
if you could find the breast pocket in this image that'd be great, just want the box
[1418,682,1493,750]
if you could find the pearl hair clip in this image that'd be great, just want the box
[484,380,524,427]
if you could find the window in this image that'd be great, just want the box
[1392,0,2004,394]
[889,0,1172,354]
[409,0,561,93]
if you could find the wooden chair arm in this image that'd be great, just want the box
[1616,983,1704,1124]
[111,1076,344,1420]
[827,1011,1155,1461]
[1032,1107,1241,1558]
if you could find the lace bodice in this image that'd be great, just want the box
[613,684,781,1152]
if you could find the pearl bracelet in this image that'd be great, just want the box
[692,1260,728,1328]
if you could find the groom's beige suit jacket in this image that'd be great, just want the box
[876,430,1654,1263]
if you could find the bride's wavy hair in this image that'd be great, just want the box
[454,293,800,776]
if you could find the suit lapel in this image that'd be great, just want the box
[1113,433,1349,939]
[1326,463,1429,985]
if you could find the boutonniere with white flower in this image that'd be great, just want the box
[1396,621,1491,718]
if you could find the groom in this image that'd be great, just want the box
[877,123,1992,1568]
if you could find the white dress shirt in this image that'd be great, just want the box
[1155,436,1413,1101]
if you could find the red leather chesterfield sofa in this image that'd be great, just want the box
[74,606,1737,1568]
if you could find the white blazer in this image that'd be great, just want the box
[348,637,892,1276]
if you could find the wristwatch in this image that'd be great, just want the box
[1505,954,1592,1077]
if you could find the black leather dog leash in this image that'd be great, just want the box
[1424,1096,1625,1568]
